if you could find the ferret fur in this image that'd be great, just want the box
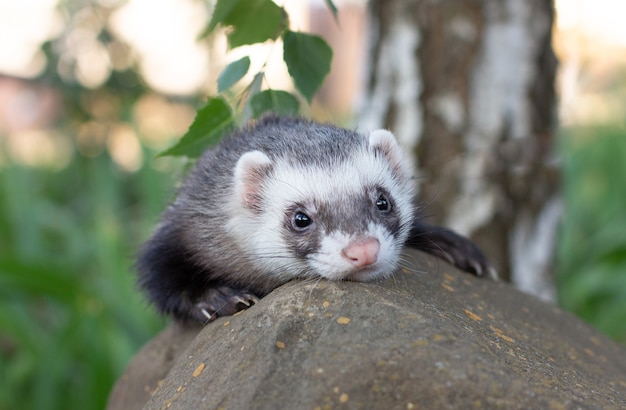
[137,116,493,323]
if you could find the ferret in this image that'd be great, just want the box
[137,116,495,324]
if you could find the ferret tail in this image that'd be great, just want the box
[135,224,208,322]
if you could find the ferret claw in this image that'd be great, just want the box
[233,296,250,306]
[471,261,483,277]
[200,308,215,321]
[247,294,261,304]
[193,289,261,323]
[232,293,260,307]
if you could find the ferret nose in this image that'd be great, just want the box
[342,237,380,268]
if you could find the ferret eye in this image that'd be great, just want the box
[293,212,312,230]
[376,194,391,212]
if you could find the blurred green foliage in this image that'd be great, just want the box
[557,125,626,344]
[0,148,175,410]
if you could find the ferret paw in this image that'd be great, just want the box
[194,288,260,323]
[439,247,498,281]
[407,221,498,280]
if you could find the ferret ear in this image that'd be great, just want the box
[234,151,273,212]
[368,129,411,178]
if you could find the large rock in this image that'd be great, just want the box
[109,250,626,409]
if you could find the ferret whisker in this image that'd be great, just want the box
[399,251,419,268]
[303,276,325,304]
[398,259,426,276]
[397,257,414,270]
[387,271,399,286]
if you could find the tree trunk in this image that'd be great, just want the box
[358,0,560,301]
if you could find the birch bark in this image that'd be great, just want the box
[358,0,560,301]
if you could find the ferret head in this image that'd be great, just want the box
[227,128,414,284]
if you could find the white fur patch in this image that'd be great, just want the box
[369,129,396,148]
[309,223,399,281]
[369,129,412,180]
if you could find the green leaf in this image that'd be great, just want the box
[324,0,339,23]
[205,0,238,33]
[217,56,250,93]
[250,90,300,118]
[204,0,287,48]
[242,71,265,123]
[159,97,235,158]
[282,30,333,103]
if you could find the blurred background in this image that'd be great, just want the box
[0,0,625,409]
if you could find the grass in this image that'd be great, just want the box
[556,125,626,343]
[0,150,178,410]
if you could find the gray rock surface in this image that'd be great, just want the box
[108,250,626,409]
[107,322,202,410]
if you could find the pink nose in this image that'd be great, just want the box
[342,237,380,268]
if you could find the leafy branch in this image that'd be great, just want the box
[161,0,336,158]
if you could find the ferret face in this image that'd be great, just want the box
[279,188,404,282]
[227,129,415,283]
